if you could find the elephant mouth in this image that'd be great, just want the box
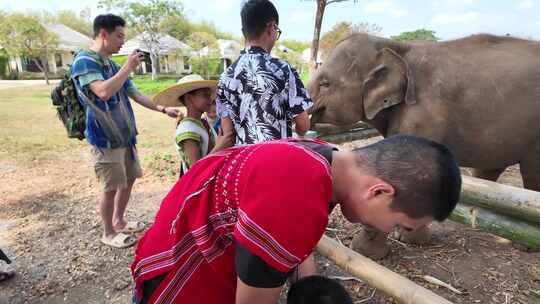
[310,106,360,135]
[309,105,326,126]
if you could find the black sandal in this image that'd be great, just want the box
[0,270,14,282]
[0,260,14,283]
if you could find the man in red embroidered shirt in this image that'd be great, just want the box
[131,135,462,304]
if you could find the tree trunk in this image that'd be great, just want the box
[461,175,540,224]
[204,56,209,79]
[310,0,326,76]
[33,57,49,85]
[150,52,158,81]
[450,203,540,249]
[317,235,455,304]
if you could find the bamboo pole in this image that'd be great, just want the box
[461,175,540,224]
[319,130,540,223]
[314,122,371,136]
[318,128,379,144]
[320,132,540,245]
[450,203,540,249]
[317,235,455,304]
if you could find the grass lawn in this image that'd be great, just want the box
[0,86,85,164]
[0,70,312,173]
[0,85,178,175]
[132,72,312,96]
[131,75,178,96]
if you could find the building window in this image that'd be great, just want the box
[55,53,63,67]
[21,55,43,72]
[21,55,31,67]
[157,55,165,72]
[183,56,190,70]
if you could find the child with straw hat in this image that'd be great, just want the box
[154,74,233,176]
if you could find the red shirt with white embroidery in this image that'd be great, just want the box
[131,139,334,304]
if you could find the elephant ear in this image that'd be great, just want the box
[362,47,416,120]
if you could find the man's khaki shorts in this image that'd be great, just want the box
[90,146,143,192]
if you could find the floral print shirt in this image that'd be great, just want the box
[216,46,313,145]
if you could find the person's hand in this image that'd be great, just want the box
[125,50,143,72]
[165,107,180,118]
[214,128,234,150]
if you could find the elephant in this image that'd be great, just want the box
[308,33,540,258]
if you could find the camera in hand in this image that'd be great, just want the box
[135,49,145,59]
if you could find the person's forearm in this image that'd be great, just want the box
[132,94,179,118]
[131,93,160,112]
[91,65,132,101]
[221,117,236,140]
[294,112,310,136]
[183,141,202,166]
[209,138,233,154]
[235,278,282,304]
[295,124,308,136]
[293,253,316,282]
[209,145,223,154]
[187,154,201,166]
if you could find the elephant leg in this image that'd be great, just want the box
[393,168,505,246]
[470,168,506,182]
[391,226,431,245]
[520,149,540,191]
[350,225,390,260]
[515,149,540,252]
[480,155,540,251]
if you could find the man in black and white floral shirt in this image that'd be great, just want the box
[216,0,312,145]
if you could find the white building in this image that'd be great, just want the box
[115,33,192,75]
[217,39,242,68]
[7,24,92,76]
[195,39,242,70]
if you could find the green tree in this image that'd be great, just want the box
[41,9,93,37]
[187,31,218,50]
[187,31,219,79]
[275,48,306,76]
[98,0,237,43]
[123,0,185,80]
[57,9,93,37]
[280,39,310,53]
[190,20,234,40]
[391,29,440,42]
[320,21,381,58]
[0,11,9,78]
[0,50,9,79]
[0,13,59,84]
[161,14,192,40]
[97,0,128,12]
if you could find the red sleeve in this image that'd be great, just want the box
[234,143,333,273]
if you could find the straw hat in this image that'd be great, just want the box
[153,74,217,107]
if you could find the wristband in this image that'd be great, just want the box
[161,106,166,114]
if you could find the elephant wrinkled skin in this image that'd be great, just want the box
[309,33,540,190]
[308,33,540,257]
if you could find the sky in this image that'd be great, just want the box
[1,0,540,41]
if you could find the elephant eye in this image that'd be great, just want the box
[319,79,330,87]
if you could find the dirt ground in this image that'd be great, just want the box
[1,136,539,304]
[0,80,60,91]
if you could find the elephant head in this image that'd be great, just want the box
[308,34,417,130]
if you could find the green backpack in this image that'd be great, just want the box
[51,66,86,140]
